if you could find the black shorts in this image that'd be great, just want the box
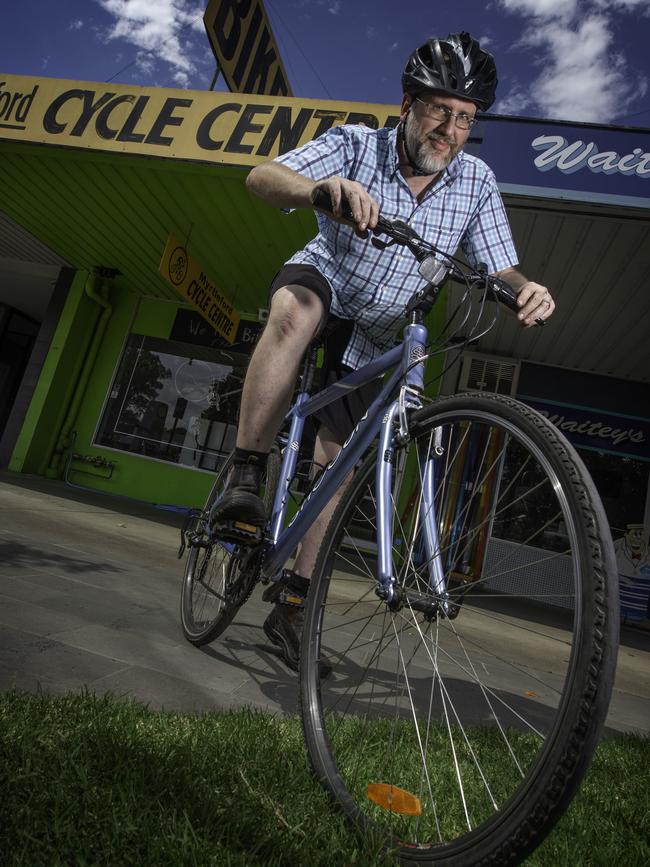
[269,264,382,444]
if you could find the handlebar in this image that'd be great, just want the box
[311,187,544,327]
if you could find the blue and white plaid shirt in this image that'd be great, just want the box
[275,123,518,369]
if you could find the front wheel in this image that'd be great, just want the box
[180,446,280,646]
[301,393,618,865]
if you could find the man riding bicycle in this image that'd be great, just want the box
[212,32,556,672]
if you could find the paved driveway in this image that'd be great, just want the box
[0,470,647,734]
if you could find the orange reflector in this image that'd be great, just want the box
[366,783,422,816]
[234,521,257,533]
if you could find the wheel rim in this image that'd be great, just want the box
[304,404,611,857]
[180,447,280,643]
[183,541,238,638]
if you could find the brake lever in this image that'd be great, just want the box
[373,218,421,245]
[371,235,396,251]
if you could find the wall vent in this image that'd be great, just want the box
[458,352,520,396]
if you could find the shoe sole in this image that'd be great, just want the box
[263,618,299,672]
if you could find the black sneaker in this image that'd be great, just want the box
[263,603,332,679]
[210,463,266,539]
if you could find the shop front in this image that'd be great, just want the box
[515,362,650,622]
[0,73,648,602]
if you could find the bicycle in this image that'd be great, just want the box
[179,194,618,866]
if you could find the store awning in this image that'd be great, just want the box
[1,74,648,382]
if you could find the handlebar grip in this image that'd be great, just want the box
[311,190,405,240]
[311,187,355,223]
[491,277,544,328]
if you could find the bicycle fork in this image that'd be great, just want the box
[375,396,451,618]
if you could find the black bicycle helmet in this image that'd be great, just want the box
[402,32,497,111]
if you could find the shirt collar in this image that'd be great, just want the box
[386,125,402,180]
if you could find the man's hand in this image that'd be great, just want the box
[516,281,555,327]
[496,269,555,327]
[310,177,379,237]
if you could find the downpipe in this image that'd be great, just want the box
[45,267,117,478]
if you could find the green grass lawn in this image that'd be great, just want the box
[0,690,648,866]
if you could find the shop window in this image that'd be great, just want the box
[576,450,649,537]
[95,334,247,472]
[491,438,570,553]
[491,442,649,553]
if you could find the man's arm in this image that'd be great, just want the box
[246,162,315,210]
[496,266,556,327]
[246,161,379,234]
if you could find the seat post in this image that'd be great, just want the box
[299,342,320,394]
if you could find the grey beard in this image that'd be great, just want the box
[404,111,457,175]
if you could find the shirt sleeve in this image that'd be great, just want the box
[461,172,519,274]
[273,124,355,181]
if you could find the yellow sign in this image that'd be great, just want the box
[203,0,292,96]
[0,75,400,166]
[159,234,240,342]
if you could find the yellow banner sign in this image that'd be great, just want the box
[204,0,292,96]
[159,234,240,342]
[0,75,400,166]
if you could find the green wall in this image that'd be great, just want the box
[10,270,99,476]
[10,269,447,512]
[11,276,221,509]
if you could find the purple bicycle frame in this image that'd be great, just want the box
[260,321,445,603]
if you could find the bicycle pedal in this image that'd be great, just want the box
[212,520,264,545]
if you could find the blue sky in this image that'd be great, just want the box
[1,0,649,126]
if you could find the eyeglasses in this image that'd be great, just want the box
[414,98,478,130]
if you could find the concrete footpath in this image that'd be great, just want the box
[0,469,648,733]
[0,471,302,716]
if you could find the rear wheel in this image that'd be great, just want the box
[301,393,618,865]
[180,446,280,646]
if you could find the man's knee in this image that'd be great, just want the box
[268,285,325,342]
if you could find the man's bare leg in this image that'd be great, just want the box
[211,284,324,531]
[237,285,323,452]
[292,424,353,580]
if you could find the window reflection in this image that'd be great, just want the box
[95,335,246,472]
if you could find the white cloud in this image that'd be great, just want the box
[367,26,377,39]
[95,0,205,84]
[498,0,578,18]
[494,0,648,122]
[68,19,84,31]
[522,15,644,121]
[494,84,531,116]
[173,70,191,87]
[135,53,155,76]
[594,0,650,12]
[388,41,399,52]
[328,1,342,14]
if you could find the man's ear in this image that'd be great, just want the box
[399,93,412,123]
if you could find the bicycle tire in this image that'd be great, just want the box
[301,392,618,865]
[180,445,280,646]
